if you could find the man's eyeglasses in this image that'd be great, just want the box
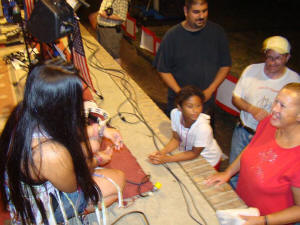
[265,54,286,62]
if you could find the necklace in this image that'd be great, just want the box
[180,117,191,151]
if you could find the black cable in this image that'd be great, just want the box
[117,112,141,124]
[126,175,151,197]
[95,65,206,223]
[103,67,206,223]
[111,210,150,225]
[163,163,205,225]
[81,36,207,225]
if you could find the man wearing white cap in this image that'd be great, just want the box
[229,36,300,188]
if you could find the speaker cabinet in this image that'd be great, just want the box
[27,0,75,43]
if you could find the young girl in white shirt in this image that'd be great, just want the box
[148,85,222,170]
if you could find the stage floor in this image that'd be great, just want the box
[77,25,246,224]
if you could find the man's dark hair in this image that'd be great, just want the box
[175,85,205,107]
[185,0,208,9]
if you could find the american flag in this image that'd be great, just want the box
[72,20,94,90]
[24,0,34,19]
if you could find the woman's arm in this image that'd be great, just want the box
[87,123,124,150]
[102,127,123,150]
[84,123,121,171]
[94,146,113,166]
[205,153,241,186]
[241,187,300,225]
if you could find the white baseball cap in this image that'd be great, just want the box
[263,36,291,54]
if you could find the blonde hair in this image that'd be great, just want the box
[284,83,300,93]
[283,83,300,104]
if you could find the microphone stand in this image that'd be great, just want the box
[12,3,32,67]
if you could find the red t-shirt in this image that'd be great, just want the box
[236,116,300,216]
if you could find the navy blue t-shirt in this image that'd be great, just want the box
[153,21,231,106]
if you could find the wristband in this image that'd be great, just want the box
[98,125,106,137]
[94,155,102,166]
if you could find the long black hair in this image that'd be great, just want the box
[0,58,99,223]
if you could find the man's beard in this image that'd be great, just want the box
[191,19,206,29]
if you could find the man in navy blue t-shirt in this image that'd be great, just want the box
[154,0,231,118]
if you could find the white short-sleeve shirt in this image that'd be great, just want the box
[171,108,222,166]
[233,63,300,130]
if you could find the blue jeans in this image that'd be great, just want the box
[229,124,254,189]
[53,190,87,223]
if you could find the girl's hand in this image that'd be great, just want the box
[148,152,168,164]
[148,151,161,157]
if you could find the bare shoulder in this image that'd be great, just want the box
[31,139,74,180]
[32,139,72,164]
[31,139,78,192]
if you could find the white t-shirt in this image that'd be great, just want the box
[171,108,222,166]
[233,63,300,130]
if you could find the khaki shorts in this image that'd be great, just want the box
[97,25,123,59]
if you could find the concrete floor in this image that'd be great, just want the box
[78,26,216,224]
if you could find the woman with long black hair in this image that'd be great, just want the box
[0,59,125,224]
